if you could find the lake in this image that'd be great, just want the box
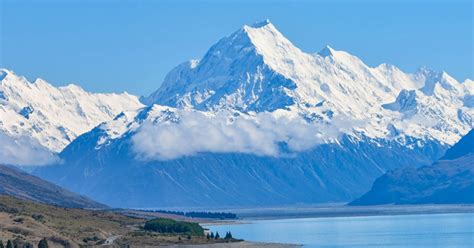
[205,213,474,247]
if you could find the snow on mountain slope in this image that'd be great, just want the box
[36,104,448,207]
[34,20,471,207]
[144,20,473,146]
[0,69,144,154]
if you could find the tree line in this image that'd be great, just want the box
[206,231,234,240]
[151,210,237,220]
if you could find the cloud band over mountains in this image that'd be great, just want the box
[0,131,58,166]
[131,110,359,161]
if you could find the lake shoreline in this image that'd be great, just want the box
[200,204,474,223]
[156,241,302,248]
[204,212,474,248]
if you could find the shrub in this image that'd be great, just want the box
[38,238,49,248]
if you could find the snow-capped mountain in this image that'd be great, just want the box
[34,20,472,207]
[0,69,144,153]
[145,20,473,145]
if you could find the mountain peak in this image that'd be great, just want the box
[318,45,335,57]
[144,20,301,111]
[241,19,287,43]
[0,68,13,81]
[249,19,272,28]
[414,66,460,96]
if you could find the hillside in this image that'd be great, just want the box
[0,164,105,208]
[0,196,279,247]
[350,129,474,205]
[0,195,141,247]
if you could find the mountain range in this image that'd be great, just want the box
[0,68,143,165]
[1,20,472,208]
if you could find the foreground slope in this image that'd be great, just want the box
[0,164,105,208]
[0,195,140,247]
[0,196,275,248]
[351,129,474,205]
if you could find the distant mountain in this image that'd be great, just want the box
[34,21,472,208]
[350,129,474,205]
[0,164,106,208]
[0,69,143,154]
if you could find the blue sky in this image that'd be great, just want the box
[1,0,472,96]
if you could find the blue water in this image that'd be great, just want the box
[205,213,474,247]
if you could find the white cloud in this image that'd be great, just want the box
[131,110,358,161]
[0,132,58,166]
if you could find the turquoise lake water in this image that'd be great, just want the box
[205,213,474,247]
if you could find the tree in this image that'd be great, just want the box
[6,240,12,248]
[210,232,214,239]
[38,238,48,248]
[186,235,191,240]
[206,233,210,240]
[215,231,220,239]
[225,231,233,239]
[0,240,4,248]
